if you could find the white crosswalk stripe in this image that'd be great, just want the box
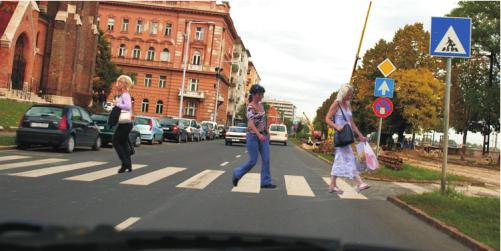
[64,164,148,182]
[0,158,68,171]
[115,217,140,231]
[393,182,430,194]
[0,155,31,162]
[284,175,315,197]
[177,169,225,189]
[9,161,107,177]
[231,173,260,194]
[322,177,368,200]
[121,167,186,186]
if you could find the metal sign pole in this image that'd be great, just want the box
[376,117,382,156]
[441,57,452,193]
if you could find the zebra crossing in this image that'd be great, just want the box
[0,155,370,199]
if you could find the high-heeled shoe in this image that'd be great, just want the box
[126,165,132,172]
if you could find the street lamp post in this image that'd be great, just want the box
[179,21,215,118]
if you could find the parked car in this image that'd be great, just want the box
[103,102,113,112]
[269,124,288,146]
[200,124,209,141]
[201,121,217,139]
[184,119,202,142]
[133,116,164,145]
[159,117,188,143]
[225,126,247,146]
[91,113,141,147]
[202,123,215,140]
[16,104,101,153]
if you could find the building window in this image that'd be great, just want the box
[136,20,143,33]
[189,79,199,91]
[118,44,126,57]
[151,22,158,35]
[107,18,114,31]
[159,76,166,88]
[160,48,169,62]
[165,23,172,36]
[156,100,163,114]
[121,18,129,32]
[132,45,140,59]
[141,99,149,113]
[185,101,197,117]
[144,74,152,87]
[192,51,201,65]
[195,27,203,40]
[146,47,155,61]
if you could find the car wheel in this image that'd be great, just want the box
[135,136,141,147]
[65,135,75,153]
[92,136,101,151]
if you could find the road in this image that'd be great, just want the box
[0,139,469,250]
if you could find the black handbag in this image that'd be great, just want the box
[334,102,355,147]
[108,106,121,126]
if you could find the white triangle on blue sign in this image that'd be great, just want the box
[434,26,466,54]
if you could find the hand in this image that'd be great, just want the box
[359,135,367,142]
[258,133,266,142]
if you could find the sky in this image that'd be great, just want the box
[229,0,501,147]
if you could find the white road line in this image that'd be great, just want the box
[120,167,186,186]
[284,175,315,197]
[0,158,67,171]
[64,164,148,182]
[231,173,260,194]
[0,155,31,162]
[220,162,229,167]
[236,155,241,158]
[176,169,225,189]
[9,161,107,177]
[393,182,430,194]
[115,217,140,231]
[322,177,368,200]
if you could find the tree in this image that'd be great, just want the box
[313,91,337,136]
[92,30,124,106]
[449,1,500,154]
[236,103,247,124]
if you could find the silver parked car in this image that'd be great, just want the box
[133,116,164,145]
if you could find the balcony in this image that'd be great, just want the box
[179,89,205,99]
[188,64,203,71]
[112,57,175,69]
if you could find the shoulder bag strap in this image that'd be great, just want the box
[337,101,348,122]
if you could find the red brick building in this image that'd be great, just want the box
[0,1,99,106]
[100,1,237,124]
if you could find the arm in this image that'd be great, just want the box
[115,93,131,111]
[325,102,343,131]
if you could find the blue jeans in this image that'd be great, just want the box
[233,133,272,185]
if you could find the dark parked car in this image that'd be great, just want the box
[160,117,188,143]
[16,104,101,153]
[90,113,141,147]
[201,124,215,140]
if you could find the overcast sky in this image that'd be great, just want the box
[228,0,501,147]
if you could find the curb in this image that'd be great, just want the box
[292,141,483,187]
[387,196,495,251]
[0,145,16,150]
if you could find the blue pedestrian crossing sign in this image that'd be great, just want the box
[430,17,471,58]
[374,78,394,98]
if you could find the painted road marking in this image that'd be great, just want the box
[64,164,148,182]
[231,173,260,194]
[9,161,107,177]
[0,158,67,171]
[115,217,140,231]
[284,175,315,197]
[176,169,225,189]
[0,155,31,162]
[323,177,368,200]
[236,155,241,158]
[121,167,186,186]
[220,162,229,167]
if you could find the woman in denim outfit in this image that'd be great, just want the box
[232,84,276,189]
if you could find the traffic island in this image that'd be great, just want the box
[388,193,499,251]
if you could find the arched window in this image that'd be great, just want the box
[118,44,126,57]
[160,48,169,62]
[192,51,201,65]
[156,100,163,114]
[133,45,140,59]
[141,99,149,112]
[146,47,155,61]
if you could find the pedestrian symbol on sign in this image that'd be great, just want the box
[434,26,466,54]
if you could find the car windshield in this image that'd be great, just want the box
[91,114,109,122]
[25,106,64,118]
[270,125,286,132]
[135,118,150,125]
[229,127,246,133]
[160,118,178,125]
[179,120,191,127]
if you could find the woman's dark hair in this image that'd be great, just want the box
[248,84,265,102]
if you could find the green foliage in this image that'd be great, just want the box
[0,100,33,129]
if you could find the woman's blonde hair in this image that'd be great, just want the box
[117,75,133,91]
[335,84,354,103]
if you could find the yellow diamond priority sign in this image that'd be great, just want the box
[377,58,396,77]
